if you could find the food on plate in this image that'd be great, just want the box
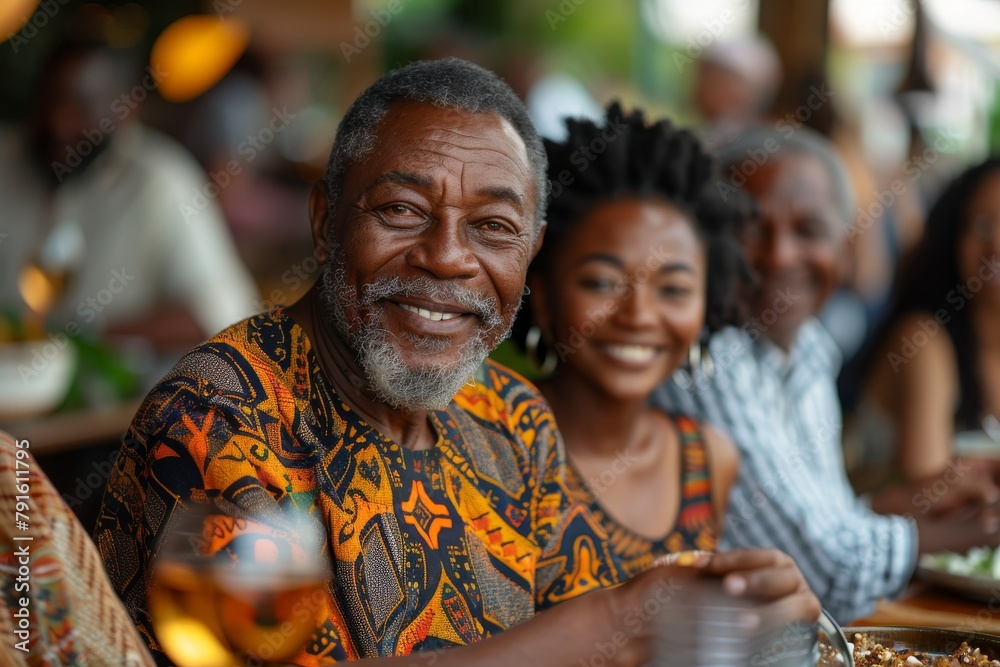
[920,545,1000,579]
[818,632,1000,667]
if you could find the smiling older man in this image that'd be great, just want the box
[95,59,818,665]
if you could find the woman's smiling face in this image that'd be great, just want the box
[531,198,706,401]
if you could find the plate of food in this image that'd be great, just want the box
[818,627,1000,667]
[917,546,1000,602]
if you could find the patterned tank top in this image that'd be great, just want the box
[562,414,717,579]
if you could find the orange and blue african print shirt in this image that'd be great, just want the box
[562,415,718,579]
[95,310,634,665]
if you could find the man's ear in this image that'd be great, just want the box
[309,182,334,264]
[530,220,546,261]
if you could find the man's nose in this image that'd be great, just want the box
[405,218,480,280]
[759,225,799,271]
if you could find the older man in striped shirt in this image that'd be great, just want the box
[655,126,1000,623]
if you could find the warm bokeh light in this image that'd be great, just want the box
[0,0,39,42]
[18,263,57,316]
[151,15,250,103]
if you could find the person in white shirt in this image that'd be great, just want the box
[654,125,1000,623]
[0,38,258,347]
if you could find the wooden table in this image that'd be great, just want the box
[0,399,142,454]
[853,583,1000,635]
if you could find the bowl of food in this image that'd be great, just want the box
[0,336,76,423]
[819,626,1000,667]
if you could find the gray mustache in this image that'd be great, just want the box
[360,276,503,328]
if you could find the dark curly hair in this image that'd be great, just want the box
[876,156,1000,429]
[515,102,753,351]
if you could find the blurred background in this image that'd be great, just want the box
[1,0,999,528]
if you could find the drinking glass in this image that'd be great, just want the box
[149,503,330,667]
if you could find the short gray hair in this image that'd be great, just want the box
[323,57,548,231]
[715,125,854,226]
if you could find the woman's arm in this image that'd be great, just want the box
[879,313,958,481]
[361,550,819,667]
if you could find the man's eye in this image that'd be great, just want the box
[482,221,508,232]
[797,217,832,240]
[385,205,413,215]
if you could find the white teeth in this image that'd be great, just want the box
[399,303,460,321]
[604,344,656,363]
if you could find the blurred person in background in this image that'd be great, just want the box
[0,36,258,349]
[655,126,1000,623]
[178,52,315,280]
[690,35,782,150]
[515,103,747,576]
[853,157,1000,483]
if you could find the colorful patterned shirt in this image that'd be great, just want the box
[562,415,718,578]
[95,310,624,665]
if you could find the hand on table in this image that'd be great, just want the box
[607,549,820,664]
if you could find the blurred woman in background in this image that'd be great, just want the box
[517,103,749,577]
[855,157,1000,482]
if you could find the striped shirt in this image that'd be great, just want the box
[653,319,917,623]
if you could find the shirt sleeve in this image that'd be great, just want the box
[94,348,350,664]
[653,331,917,624]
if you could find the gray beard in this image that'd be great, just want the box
[318,254,514,411]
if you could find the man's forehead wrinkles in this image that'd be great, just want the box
[400,145,528,177]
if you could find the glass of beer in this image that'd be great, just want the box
[149,503,330,667]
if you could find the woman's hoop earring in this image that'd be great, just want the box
[526,326,558,376]
[701,345,715,380]
[688,341,701,372]
[688,334,714,380]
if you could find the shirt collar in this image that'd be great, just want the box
[753,318,841,380]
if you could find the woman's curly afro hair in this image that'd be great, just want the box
[520,102,753,341]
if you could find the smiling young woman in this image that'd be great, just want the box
[515,103,753,578]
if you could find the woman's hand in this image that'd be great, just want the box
[601,548,821,665]
[701,548,822,630]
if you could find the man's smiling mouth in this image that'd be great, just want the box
[397,303,463,321]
